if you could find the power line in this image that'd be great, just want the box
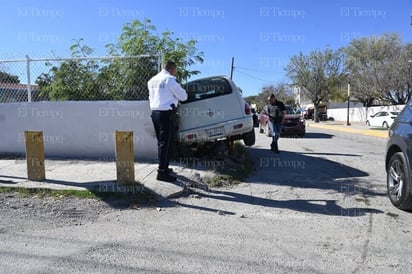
[235,65,283,74]
[234,68,275,83]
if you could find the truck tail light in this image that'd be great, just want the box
[245,104,251,115]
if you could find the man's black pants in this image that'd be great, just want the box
[151,110,174,171]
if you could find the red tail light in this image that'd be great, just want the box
[245,104,251,115]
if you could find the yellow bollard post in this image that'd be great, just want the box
[24,131,45,181]
[115,131,135,184]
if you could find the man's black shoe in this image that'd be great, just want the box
[158,168,174,173]
[271,145,280,153]
[156,171,177,182]
[271,148,280,153]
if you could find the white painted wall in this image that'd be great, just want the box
[327,103,405,123]
[0,101,157,160]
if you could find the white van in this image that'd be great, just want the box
[177,76,255,146]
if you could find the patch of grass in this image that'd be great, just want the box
[0,185,155,205]
[230,142,255,179]
[0,186,99,198]
[173,141,255,187]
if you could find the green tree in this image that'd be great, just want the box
[37,19,204,101]
[385,41,412,104]
[106,19,204,91]
[245,83,295,112]
[37,39,102,100]
[344,33,409,106]
[286,48,345,122]
[0,71,19,83]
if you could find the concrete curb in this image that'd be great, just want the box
[307,122,389,139]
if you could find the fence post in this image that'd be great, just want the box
[24,131,45,181]
[115,131,135,184]
[25,55,32,102]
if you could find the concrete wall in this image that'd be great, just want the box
[327,103,405,123]
[0,101,157,160]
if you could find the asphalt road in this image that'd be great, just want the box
[1,126,412,274]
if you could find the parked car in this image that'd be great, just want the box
[318,111,328,121]
[258,105,305,137]
[304,105,328,121]
[386,102,412,210]
[177,76,255,146]
[366,111,399,128]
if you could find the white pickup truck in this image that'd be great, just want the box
[177,75,255,147]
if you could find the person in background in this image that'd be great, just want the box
[263,94,286,153]
[148,61,188,182]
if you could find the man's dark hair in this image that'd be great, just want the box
[164,61,176,71]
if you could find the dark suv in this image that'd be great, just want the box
[281,106,306,137]
[385,101,412,210]
[258,105,305,137]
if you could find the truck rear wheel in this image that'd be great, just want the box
[243,129,255,146]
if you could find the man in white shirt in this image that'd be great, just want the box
[148,61,188,182]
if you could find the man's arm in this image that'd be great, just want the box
[281,109,286,123]
[168,78,188,102]
[280,103,286,123]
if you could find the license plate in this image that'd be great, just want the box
[207,127,224,137]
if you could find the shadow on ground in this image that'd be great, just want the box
[0,144,387,216]
[0,174,155,209]
[162,145,386,217]
[284,132,334,139]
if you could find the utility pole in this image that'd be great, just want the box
[346,83,351,126]
[230,57,234,79]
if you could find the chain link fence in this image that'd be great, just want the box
[0,55,161,103]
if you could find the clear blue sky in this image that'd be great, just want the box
[1,0,412,97]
